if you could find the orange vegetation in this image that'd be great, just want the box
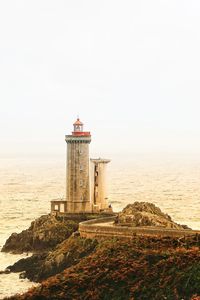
[6,235,200,300]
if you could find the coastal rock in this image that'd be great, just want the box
[115,202,189,229]
[0,269,10,274]
[7,253,48,281]
[8,236,98,282]
[1,214,79,253]
[34,236,98,282]
[7,237,200,300]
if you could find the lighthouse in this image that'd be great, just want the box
[65,118,91,213]
[51,117,112,214]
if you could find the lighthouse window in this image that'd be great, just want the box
[54,205,59,211]
[79,150,82,155]
[80,165,83,171]
[60,204,65,213]
[80,179,83,186]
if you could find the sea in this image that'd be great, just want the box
[1,153,200,298]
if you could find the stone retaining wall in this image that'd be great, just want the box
[79,217,200,239]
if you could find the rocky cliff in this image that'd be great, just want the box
[8,236,98,282]
[3,203,199,300]
[5,236,200,300]
[115,202,189,229]
[1,213,108,282]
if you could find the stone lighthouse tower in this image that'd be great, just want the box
[50,117,112,215]
[65,118,91,213]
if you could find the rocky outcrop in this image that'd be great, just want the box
[1,214,79,253]
[7,236,98,282]
[35,235,98,282]
[115,202,190,229]
[1,212,114,254]
[7,253,47,280]
[3,202,200,300]
[6,237,200,300]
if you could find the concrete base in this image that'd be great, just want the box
[66,201,92,213]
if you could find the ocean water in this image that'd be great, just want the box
[1,154,200,298]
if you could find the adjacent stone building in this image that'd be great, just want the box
[51,118,111,214]
[90,158,111,212]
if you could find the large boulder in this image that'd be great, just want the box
[115,202,189,229]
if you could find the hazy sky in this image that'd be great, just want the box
[1,1,200,158]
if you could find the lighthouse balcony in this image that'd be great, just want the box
[65,135,91,143]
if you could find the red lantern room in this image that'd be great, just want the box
[73,118,83,132]
[72,118,91,136]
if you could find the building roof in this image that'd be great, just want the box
[73,118,83,126]
[90,158,111,164]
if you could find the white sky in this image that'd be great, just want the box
[1,1,200,158]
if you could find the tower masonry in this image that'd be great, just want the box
[65,118,91,213]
